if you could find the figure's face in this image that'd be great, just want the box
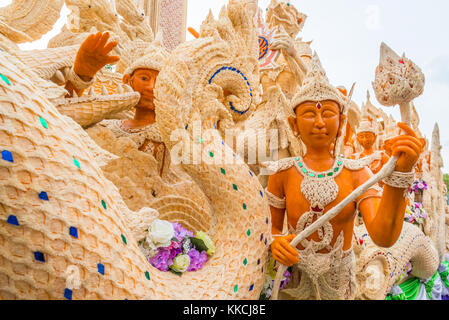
[289,100,343,151]
[357,132,376,150]
[125,68,159,110]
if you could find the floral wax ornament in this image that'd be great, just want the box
[196,231,216,256]
[147,219,175,248]
[172,254,191,273]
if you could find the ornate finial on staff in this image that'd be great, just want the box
[372,42,425,126]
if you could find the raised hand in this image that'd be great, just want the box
[74,32,120,80]
[270,27,296,58]
[388,123,425,173]
[270,234,299,267]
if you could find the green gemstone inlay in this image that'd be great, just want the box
[73,158,80,169]
[220,168,226,175]
[327,172,334,177]
[121,234,127,245]
[145,271,151,280]
[247,229,251,237]
[101,200,107,209]
[233,184,238,191]
[234,285,238,293]
[243,203,247,210]
[0,74,11,85]
[308,173,316,177]
[243,258,248,266]
[302,168,307,174]
[209,152,214,157]
[298,162,303,168]
[338,160,342,166]
[39,117,48,129]
[334,167,339,172]
[318,174,325,178]
[198,137,203,143]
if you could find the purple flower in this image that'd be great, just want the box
[187,248,208,272]
[149,246,182,272]
[280,269,292,290]
[172,222,194,242]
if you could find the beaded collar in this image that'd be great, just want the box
[113,120,163,143]
[294,156,344,179]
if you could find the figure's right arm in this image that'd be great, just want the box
[65,32,120,98]
[267,172,299,267]
[267,173,286,235]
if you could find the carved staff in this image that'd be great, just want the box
[271,43,425,300]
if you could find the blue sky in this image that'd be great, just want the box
[3,0,448,169]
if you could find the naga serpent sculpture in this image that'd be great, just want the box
[0,5,271,300]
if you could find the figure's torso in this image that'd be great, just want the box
[282,165,358,252]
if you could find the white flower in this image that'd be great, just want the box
[172,254,191,273]
[146,219,175,249]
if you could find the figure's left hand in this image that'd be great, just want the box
[74,32,120,80]
[388,123,425,172]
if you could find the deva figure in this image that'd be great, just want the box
[266,55,424,300]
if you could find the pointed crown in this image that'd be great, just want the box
[125,31,170,75]
[290,53,347,115]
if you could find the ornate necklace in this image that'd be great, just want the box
[115,120,163,143]
[293,156,344,252]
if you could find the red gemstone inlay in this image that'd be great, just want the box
[398,59,405,64]
[312,206,323,213]
[359,239,364,245]
[316,102,322,109]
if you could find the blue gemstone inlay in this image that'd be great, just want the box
[7,215,19,226]
[257,259,261,265]
[69,227,78,239]
[260,191,263,198]
[98,263,105,275]
[38,192,49,201]
[249,284,254,292]
[34,251,45,262]
[266,218,269,225]
[1,150,13,163]
[64,288,73,300]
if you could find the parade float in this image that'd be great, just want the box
[0,0,447,300]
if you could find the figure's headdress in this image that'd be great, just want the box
[384,115,400,142]
[290,53,347,116]
[357,103,377,135]
[125,31,169,75]
[357,119,377,135]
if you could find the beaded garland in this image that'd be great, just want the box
[208,66,253,115]
[291,157,345,252]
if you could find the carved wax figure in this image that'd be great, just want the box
[352,119,390,175]
[85,32,171,177]
[262,0,311,99]
[265,54,424,300]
